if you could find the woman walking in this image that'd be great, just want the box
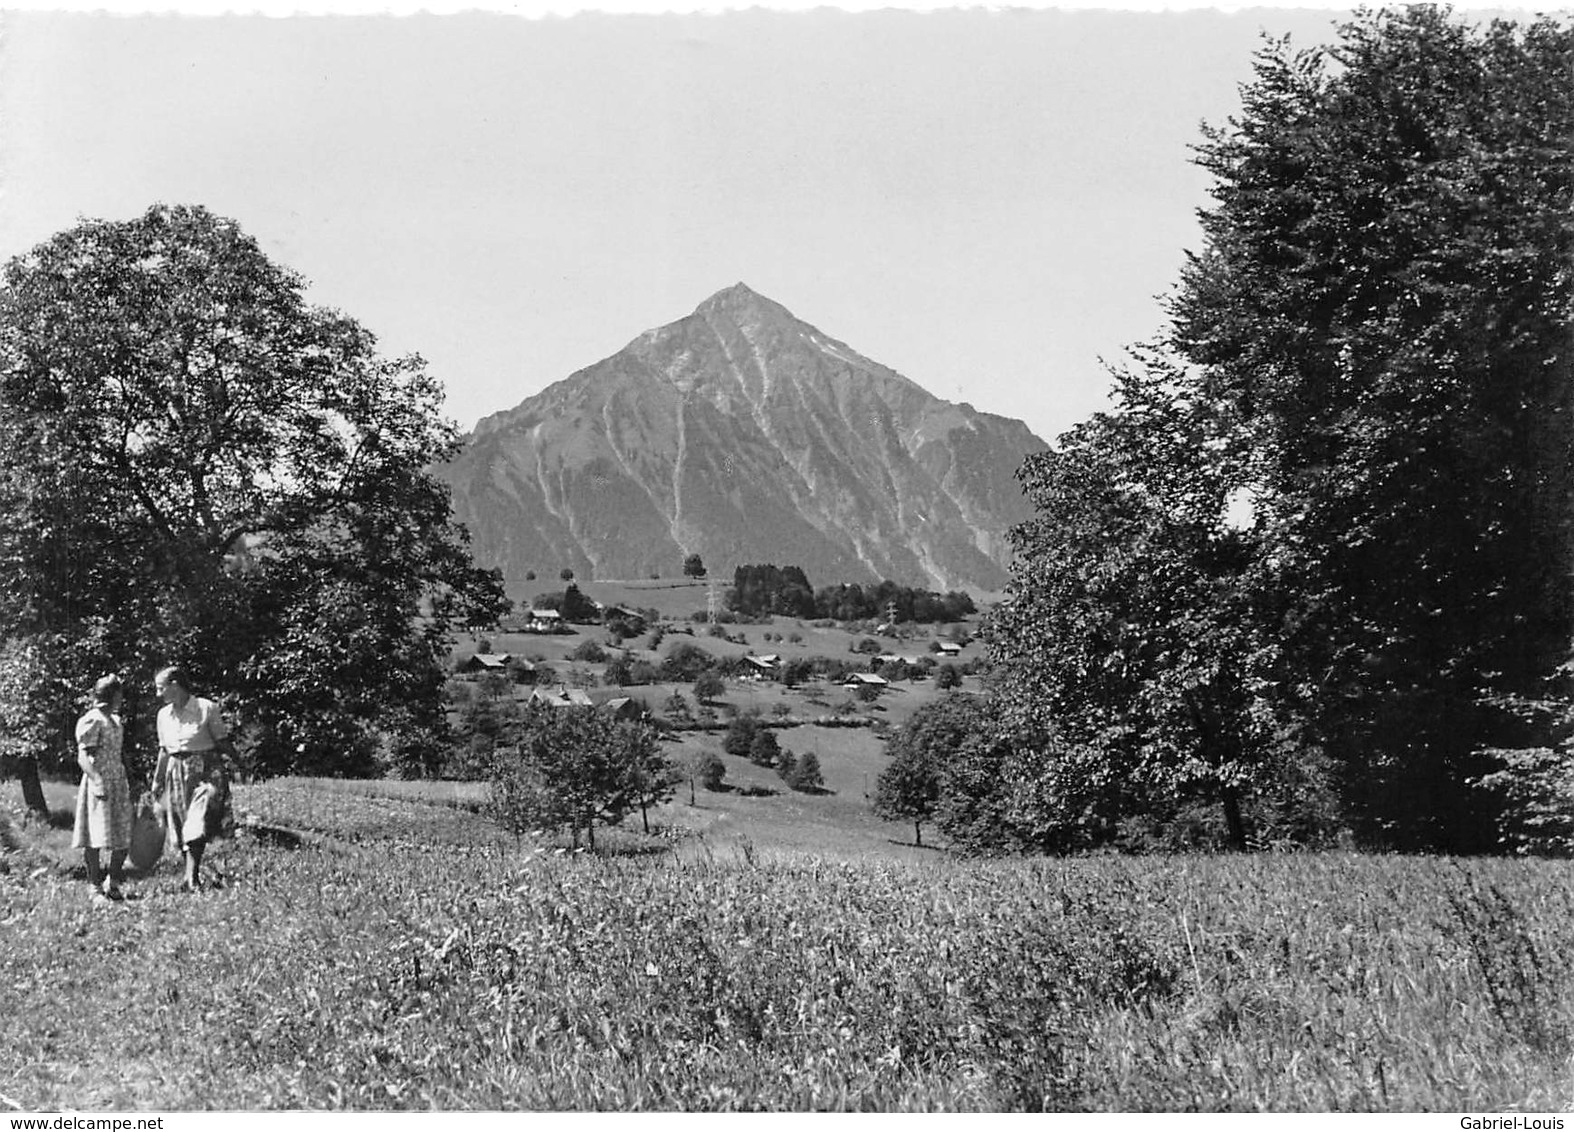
[151,665,237,892]
[72,674,132,902]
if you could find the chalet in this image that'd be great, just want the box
[529,685,594,709]
[461,652,514,674]
[741,655,780,679]
[599,696,648,722]
[935,641,964,657]
[842,672,889,688]
[527,608,563,632]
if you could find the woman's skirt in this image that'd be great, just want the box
[71,764,132,850]
[160,752,227,849]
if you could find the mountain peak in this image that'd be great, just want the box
[694,281,789,320]
[444,287,1048,593]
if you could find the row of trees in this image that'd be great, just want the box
[896,8,1573,855]
[0,205,509,801]
[725,563,977,624]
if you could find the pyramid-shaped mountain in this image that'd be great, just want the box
[439,284,1048,595]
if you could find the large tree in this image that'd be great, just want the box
[991,352,1303,849]
[0,204,507,790]
[993,8,1574,852]
[1172,8,1574,849]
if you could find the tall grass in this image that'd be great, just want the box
[2,781,1571,1111]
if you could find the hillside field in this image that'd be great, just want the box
[3,775,1572,1112]
[6,604,1571,1112]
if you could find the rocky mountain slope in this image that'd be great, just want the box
[438,284,1048,595]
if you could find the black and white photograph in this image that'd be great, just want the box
[0,0,1570,1115]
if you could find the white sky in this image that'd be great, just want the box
[0,2,1528,444]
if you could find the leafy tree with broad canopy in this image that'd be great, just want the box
[991,8,1574,852]
[0,204,508,792]
[488,703,671,850]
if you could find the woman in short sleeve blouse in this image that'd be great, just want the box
[71,673,132,901]
[151,665,238,893]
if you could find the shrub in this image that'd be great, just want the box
[604,656,633,686]
[572,639,608,664]
[724,715,763,758]
[750,729,782,768]
[697,750,727,791]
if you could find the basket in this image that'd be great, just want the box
[128,796,165,873]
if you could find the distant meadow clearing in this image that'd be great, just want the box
[3,778,1572,1112]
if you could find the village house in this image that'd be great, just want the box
[741,655,780,680]
[526,607,563,632]
[599,696,648,722]
[461,652,514,674]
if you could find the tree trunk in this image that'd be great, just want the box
[914,819,923,848]
[585,809,596,852]
[640,799,650,834]
[18,756,47,817]
[1221,785,1248,851]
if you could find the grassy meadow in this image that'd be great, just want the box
[4,772,1574,1112]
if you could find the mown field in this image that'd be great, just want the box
[3,777,1573,1112]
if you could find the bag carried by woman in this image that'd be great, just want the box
[128,792,165,873]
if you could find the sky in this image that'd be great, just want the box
[0,2,1515,445]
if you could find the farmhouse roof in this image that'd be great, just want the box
[844,672,889,686]
[530,685,594,708]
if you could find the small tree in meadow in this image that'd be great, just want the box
[604,655,633,686]
[749,728,781,768]
[697,750,727,793]
[489,704,670,851]
[935,664,962,690]
[693,671,725,704]
[571,638,608,664]
[774,746,797,782]
[789,750,825,793]
[723,714,761,758]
